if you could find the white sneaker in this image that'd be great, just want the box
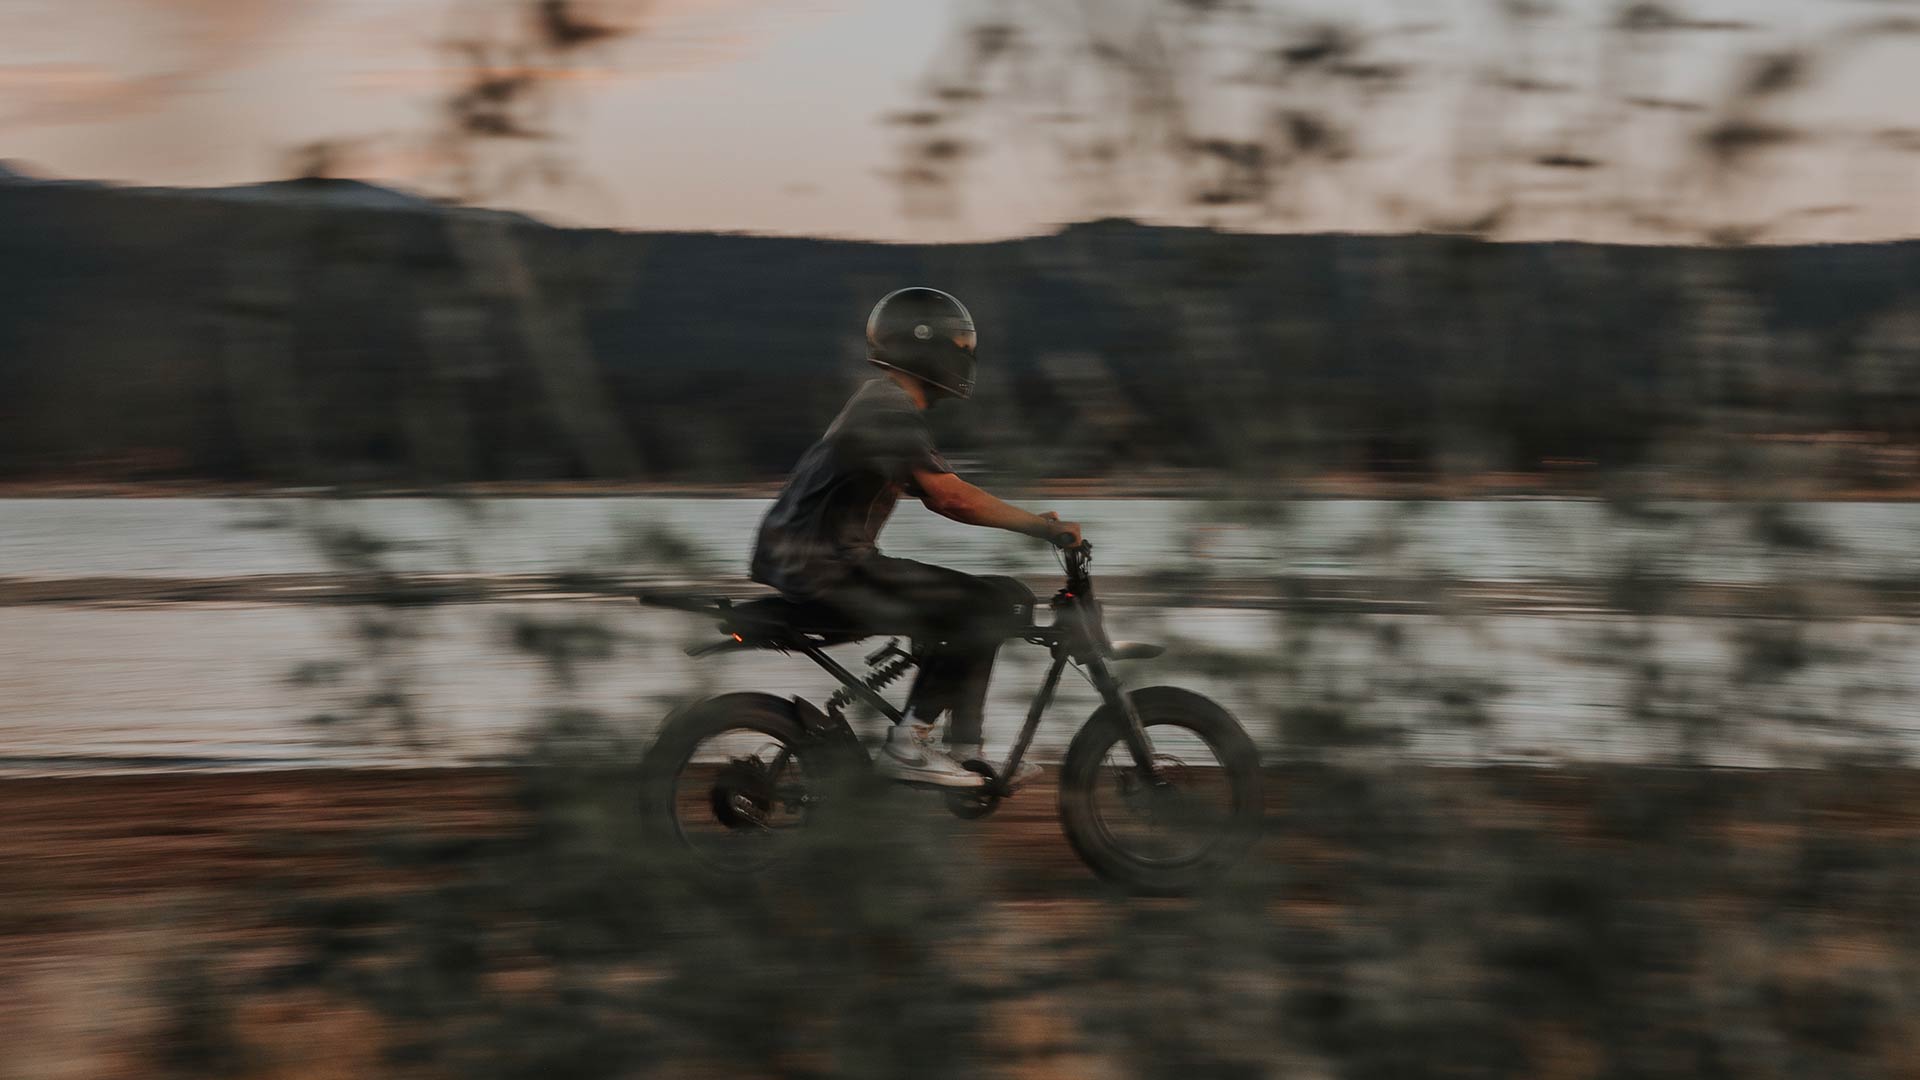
[877,722,987,788]
[949,743,1043,790]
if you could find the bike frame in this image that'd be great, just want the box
[784,544,1162,793]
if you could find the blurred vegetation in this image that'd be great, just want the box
[153,721,1920,1079]
[895,1,1920,240]
[266,730,1018,1079]
[164,463,1916,1077]
[38,1,1911,1076]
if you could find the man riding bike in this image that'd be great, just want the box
[748,287,1082,789]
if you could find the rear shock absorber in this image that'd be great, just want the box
[826,638,918,715]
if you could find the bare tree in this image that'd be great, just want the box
[890,0,1920,243]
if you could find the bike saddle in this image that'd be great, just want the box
[723,595,858,636]
[638,589,858,638]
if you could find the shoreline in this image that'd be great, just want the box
[2,572,1914,617]
[11,473,1920,501]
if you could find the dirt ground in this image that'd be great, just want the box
[0,770,1114,1079]
[3,768,1917,1079]
[0,772,495,1079]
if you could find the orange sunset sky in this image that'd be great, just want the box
[3,0,1917,242]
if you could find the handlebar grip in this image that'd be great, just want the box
[1051,532,1081,550]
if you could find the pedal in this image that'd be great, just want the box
[944,760,1004,819]
[983,760,1043,793]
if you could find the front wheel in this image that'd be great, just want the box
[1059,686,1263,895]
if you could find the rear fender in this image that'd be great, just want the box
[677,691,860,750]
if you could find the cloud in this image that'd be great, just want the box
[137,0,313,72]
[584,0,850,71]
[0,0,311,129]
[0,65,189,129]
[334,0,853,101]
[347,66,653,92]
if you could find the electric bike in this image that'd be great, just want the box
[637,541,1261,894]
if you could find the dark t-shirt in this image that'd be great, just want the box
[750,378,953,597]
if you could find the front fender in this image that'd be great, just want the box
[1106,641,1166,661]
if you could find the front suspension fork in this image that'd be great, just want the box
[1084,655,1163,782]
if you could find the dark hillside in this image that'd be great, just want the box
[3,171,1917,487]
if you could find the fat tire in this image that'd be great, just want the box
[639,693,857,884]
[1058,686,1262,895]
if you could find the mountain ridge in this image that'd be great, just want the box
[2,165,1916,487]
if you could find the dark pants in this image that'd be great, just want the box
[810,556,1031,745]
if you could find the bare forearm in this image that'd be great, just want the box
[931,481,1051,538]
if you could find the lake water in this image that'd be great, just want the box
[3,495,1918,583]
[2,497,1917,773]
[2,600,1916,772]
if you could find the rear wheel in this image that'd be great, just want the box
[639,694,858,880]
[1058,687,1262,895]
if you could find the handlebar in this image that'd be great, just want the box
[1060,538,1093,573]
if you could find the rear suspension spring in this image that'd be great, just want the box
[826,639,917,714]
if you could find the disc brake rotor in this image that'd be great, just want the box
[708,755,778,830]
[1115,753,1191,803]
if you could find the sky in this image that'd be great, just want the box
[2,0,1917,242]
[0,0,948,236]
